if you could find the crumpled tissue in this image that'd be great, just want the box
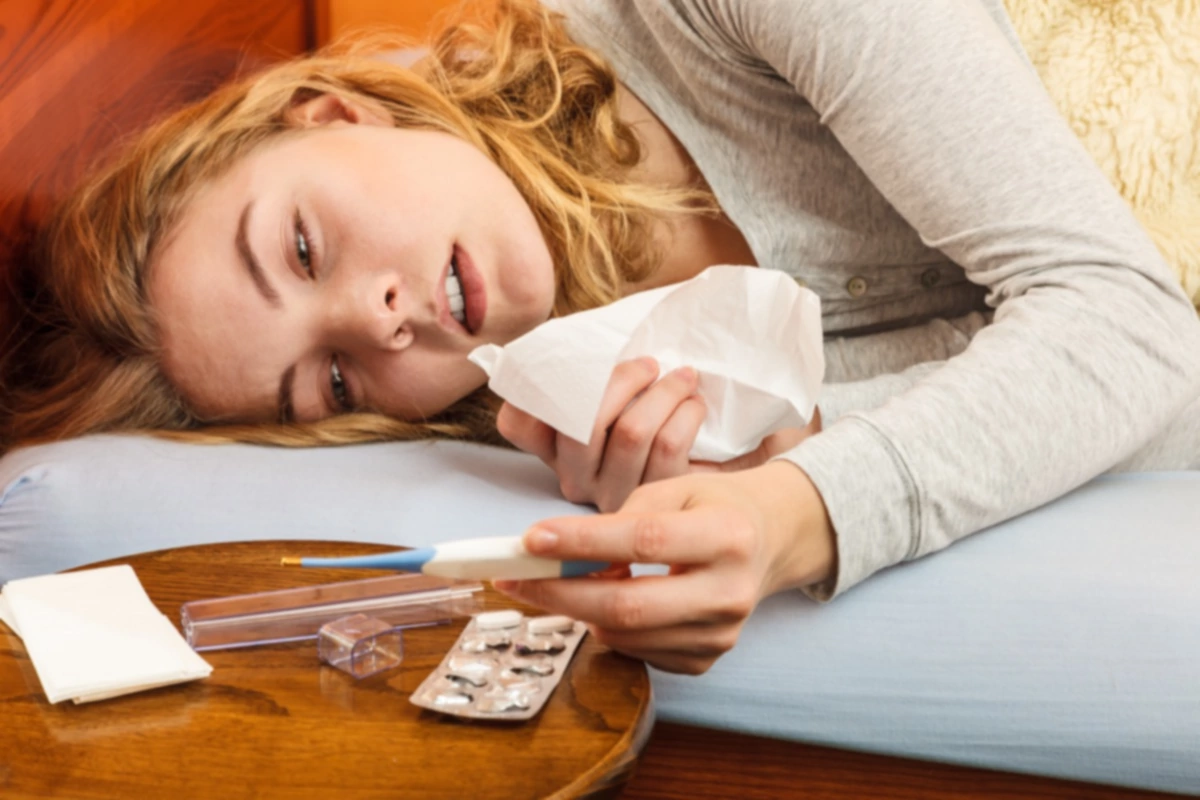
[468,266,824,462]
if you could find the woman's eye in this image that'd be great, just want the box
[330,357,352,412]
[295,211,313,276]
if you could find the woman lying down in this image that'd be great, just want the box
[4,0,1199,674]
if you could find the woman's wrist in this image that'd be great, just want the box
[755,459,837,595]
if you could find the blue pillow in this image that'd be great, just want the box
[651,470,1200,795]
[1,434,1196,795]
[0,435,582,580]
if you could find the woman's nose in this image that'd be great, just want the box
[329,272,413,351]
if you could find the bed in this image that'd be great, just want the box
[1,2,1197,798]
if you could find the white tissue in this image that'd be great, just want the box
[0,593,18,635]
[1,565,212,704]
[469,266,824,462]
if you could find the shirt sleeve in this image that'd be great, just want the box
[706,0,1200,598]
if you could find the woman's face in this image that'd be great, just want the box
[148,96,556,424]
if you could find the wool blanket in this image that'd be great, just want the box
[1007,0,1200,308]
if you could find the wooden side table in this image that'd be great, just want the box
[0,541,652,799]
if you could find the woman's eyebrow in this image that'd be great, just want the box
[236,201,281,308]
[232,200,296,422]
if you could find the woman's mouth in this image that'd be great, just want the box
[445,255,467,328]
[444,244,486,335]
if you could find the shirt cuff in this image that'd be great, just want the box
[774,416,920,600]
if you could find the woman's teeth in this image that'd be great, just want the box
[446,257,466,326]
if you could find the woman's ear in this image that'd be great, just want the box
[285,93,393,128]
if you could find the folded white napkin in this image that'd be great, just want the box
[469,266,824,462]
[0,565,212,704]
[0,593,17,635]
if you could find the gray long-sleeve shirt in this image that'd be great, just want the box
[547,0,1200,597]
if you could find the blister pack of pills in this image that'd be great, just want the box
[409,609,586,721]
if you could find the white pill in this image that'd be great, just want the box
[432,692,473,708]
[514,633,566,655]
[474,609,524,630]
[459,631,512,653]
[476,691,530,713]
[497,670,542,694]
[528,615,575,635]
[446,654,497,687]
[508,656,555,677]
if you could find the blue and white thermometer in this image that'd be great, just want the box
[281,535,608,581]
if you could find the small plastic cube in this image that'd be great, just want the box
[318,614,404,679]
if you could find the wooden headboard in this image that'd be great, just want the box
[0,0,313,339]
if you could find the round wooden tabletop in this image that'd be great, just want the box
[0,541,654,799]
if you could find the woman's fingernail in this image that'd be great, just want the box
[673,366,697,385]
[526,528,559,552]
[492,579,519,594]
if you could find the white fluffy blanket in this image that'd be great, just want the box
[1006,0,1200,309]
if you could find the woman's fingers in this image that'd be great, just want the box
[552,357,660,504]
[524,499,755,568]
[494,564,752,675]
[587,621,741,661]
[501,360,711,511]
[496,402,557,464]
[591,366,701,509]
[594,646,720,676]
[640,394,706,484]
[555,359,704,510]
[497,570,753,632]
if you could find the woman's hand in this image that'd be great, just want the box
[497,357,822,511]
[493,460,837,675]
[497,357,707,512]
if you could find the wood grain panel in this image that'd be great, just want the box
[0,0,309,338]
[624,722,1188,800]
[321,0,465,41]
[317,0,495,45]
